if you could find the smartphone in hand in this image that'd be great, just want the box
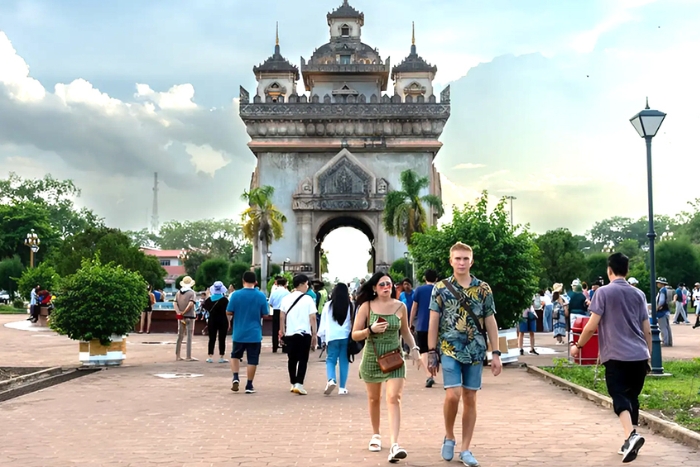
[376,316,387,323]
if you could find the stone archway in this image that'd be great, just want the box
[314,215,375,280]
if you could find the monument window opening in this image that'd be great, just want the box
[341,25,350,37]
[339,55,352,64]
[319,227,372,283]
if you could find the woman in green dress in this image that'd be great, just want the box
[351,272,420,463]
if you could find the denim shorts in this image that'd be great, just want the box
[441,355,483,390]
[519,318,536,333]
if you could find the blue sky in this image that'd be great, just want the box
[1,0,699,280]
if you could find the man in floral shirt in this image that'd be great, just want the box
[427,242,502,467]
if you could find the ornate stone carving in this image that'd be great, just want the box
[318,156,371,195]
[239,102,450,119]
[239,86,250,104]
[440,85,450,104]
[376,178,389,194]
[296,178,313,195]
[321,199,369,210]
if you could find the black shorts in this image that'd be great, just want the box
[603,359,648,424]
[415,331,430,354]
[231,342,261,365]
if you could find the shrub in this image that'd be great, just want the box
[12,299,24,309]
[195,258,230,289]
[229,262,251,290]
[50,258,148,345]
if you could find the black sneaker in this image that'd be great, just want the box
[245,385,255,394]
[425,377,435,388]
[622,430,645,463]
[519,348,524,356]
[529,348,539,355]
[231,379,240,392]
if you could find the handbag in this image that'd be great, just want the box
[280,293,306,354]
[347,304,364,363]
[442,280,489,364]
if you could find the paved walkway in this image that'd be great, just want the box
[1,315,699,466]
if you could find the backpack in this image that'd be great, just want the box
[533,294,542,310]
[665,287,674,308]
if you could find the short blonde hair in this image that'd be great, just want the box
[450,242,473,257]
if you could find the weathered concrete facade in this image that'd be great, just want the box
[240,1,450,277]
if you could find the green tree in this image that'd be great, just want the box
[382,169,444,246]
[241,186,287,288]
[535,229,587,288]
[195,258,231,288]
[235,243,253,264]
[183,250,213,278]
[124,228,160,248]
[0,173,104,238]
[158,219,249,260]
[48,227,166,289]
[228,262,252,289]
[51,258,148,345]
[0,201,58,266]
[585,253,609,284]
[389,258,412,284]
[0,256,24,297]
[410,192,539,328]
[628,260,652,302]
[617,239,641,260]
[656,240,700,288]
[16,262,59,299]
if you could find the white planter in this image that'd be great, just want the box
[486,328,519,364]
[78,335,126,366]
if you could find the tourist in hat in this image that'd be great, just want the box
[552,283,568,344]
[571,253,651,462]
[202,281,230,363]
[627,277,639,287]
[655,277,673,346]
[174,276,198,361]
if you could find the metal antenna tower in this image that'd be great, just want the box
[150,172,159,233]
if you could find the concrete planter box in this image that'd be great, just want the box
[79,335,126,366]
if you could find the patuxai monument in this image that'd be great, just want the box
[239,0,451,277]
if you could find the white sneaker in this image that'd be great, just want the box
[290,384,295,393]
[388,443,407,463]
[294,383,308,395]
[324,379,337,395]
[338,388,348,395]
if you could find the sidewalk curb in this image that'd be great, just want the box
[526,364,700,450]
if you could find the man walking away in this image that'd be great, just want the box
[571,253,651,463]
[673,283,689,324]
[174,277,197,361]
[280,274,318,395]
[268,277,290,353]
[226,271,269,394]
[655,278,673,346]
[410,270,438,387]
[427,242,502,467]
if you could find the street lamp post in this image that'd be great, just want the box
[24,229,41,268]
[505,195,517,227]
[660,226,674,242]
[283,258,290,273]
[630,98,666,375]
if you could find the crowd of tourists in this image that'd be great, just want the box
[156,243,656,465]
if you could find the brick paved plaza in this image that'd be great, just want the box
[1,314,699,467]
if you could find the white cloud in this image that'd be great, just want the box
[452,163,486,170]
[135,83,198,110]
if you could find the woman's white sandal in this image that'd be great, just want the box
[368,434,382,452]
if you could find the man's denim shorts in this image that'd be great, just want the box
[441,354,483,391]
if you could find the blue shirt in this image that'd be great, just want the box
[268,287,290,310]
[413,284,434,332]
[226,288,269,343]
[400,290,415,320]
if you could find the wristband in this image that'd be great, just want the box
[368,326,375,335]
[491,350,502,356]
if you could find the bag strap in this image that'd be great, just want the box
[283,293,307,330]
[442,279,486,339]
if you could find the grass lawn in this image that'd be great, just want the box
[544,358,700,432]
[0,305,27,314]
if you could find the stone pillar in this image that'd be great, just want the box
[297,212,313,264]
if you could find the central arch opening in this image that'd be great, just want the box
[315,217,374,284]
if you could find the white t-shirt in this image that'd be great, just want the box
[692,288,700,308]
[281,291,316,336]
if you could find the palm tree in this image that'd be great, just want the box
[240,186,287,288]
[382,169,444,246]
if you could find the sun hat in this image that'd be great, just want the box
[552,283,564,293]
[571,279,581,287]
[628,277,639,285]
[655,277,668,285]
[180,276,195,289]
[209,281,227,296]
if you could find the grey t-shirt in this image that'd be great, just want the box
[589,278,650,363]
[175,289,196,317]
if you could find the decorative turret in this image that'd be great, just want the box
[327,0,364,39]
[392,22,438,100]
[253,23,300,102]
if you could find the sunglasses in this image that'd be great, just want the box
[377,281,393,288]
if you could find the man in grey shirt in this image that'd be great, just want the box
[571,253,651,463]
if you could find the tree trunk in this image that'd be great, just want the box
[259,238,268,296]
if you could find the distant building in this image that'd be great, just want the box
[141,249,187,291]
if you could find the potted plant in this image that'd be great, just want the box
[50,257,148,366]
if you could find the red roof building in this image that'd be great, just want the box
[141,249,187,287]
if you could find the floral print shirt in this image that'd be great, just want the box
[429,275,496,365]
